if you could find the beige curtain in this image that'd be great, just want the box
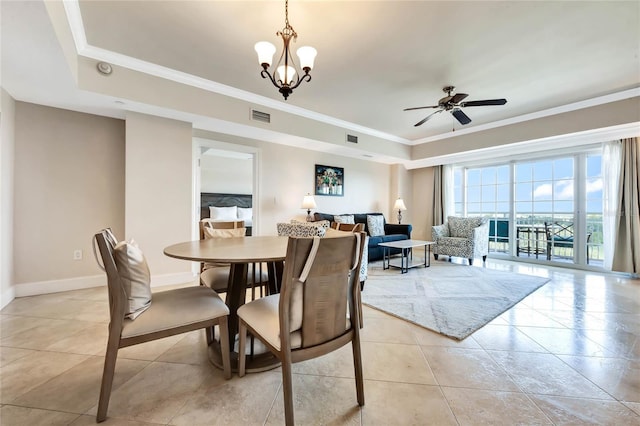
[432,165,444,225]
[612,137,640,274]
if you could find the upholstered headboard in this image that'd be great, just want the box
[200,193,252,220]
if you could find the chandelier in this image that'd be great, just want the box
[254,0,317,100]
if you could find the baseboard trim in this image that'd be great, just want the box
[13,271,198,298]
[150,272,198,288]
[1,286,16,310]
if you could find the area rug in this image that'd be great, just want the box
[361,260,550,340]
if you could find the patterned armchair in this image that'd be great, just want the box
[432,216,490,265]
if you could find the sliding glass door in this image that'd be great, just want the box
[452,148,603,268]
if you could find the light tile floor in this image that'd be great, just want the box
[1,259,639,425]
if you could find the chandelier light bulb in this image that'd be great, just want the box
[277,65,296,85]
[296,46,317,70]
[255,41,276,67]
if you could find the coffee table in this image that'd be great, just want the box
[379,239,435,273]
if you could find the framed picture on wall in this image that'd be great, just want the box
[315,164,344,196]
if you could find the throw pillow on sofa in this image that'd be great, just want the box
[334,214,355,224]
[367,215,385,237]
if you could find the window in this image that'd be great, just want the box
[452,148,603,267]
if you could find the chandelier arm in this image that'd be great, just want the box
[260,69,281,88]
[288,72,312,91]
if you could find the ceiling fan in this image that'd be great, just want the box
[404,86,507,127]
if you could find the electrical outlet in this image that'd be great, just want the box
[73,249,83,261]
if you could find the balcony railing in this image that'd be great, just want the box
[487,217,603,266]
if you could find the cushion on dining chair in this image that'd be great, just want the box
[121,286,229,339]
[237,294,302,350]
[199,266,231,292]
[113,240,152,320]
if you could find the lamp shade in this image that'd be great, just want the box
[277,65,296,85]
[255,41,276,66]
[296,46,317,70]
[393,198,407,211]
[301,194,317,209]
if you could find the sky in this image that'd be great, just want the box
[454,154,603,215]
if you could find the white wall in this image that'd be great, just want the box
[1,89,16,308]
[200,154,252,194]
[192,130,394,235]
[125,112,193,282]
[12,102,125,296]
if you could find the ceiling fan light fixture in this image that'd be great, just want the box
[255,0,316,100]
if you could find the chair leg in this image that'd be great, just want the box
[468,258,473,266]
[238,320,247,377]
[281,357,295,426]
[96,337,119,422]
[351,336,365,407]
[218,316,232,380]
[482,255,487,262]
[434,254,439,260]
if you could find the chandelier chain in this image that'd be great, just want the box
[285,0,289,28]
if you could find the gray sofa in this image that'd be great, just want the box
[313,212,412,262]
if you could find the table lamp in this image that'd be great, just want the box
[301,193,317,222]
[393,198,407,224]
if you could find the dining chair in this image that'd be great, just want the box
[199,219,269,299]
[237,232,366,425]
[93,229,231,423]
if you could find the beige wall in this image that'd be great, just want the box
[410,167,435,240]
[13,102,125,289]
[7,104,399,298]
[389,164,413,226]
[200,154,252,194]
[257,143,392,234]
[1,90,16,308]
[193,129,395,234]
[125,112,193,279]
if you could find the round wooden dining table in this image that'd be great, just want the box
[164,235,289,372]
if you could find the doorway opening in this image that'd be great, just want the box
[192,138,260,239]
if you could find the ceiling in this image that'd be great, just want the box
[2,1,639,163]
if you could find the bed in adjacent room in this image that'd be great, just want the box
[200,192,253,236]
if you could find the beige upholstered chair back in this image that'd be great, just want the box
[280,233,364,349]
[199,219,245,240]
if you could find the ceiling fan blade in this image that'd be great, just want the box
[460,98,507,107]
[449,93,469,104]
[414,109,443,127]
[403,105,439,111]
[451,108,472,125]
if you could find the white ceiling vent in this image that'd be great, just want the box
[251,109,271,123]
[346,134,358,144]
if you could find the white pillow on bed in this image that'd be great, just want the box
[238,207,253,222]
[209,206,237,220]
[237,207,252,223]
